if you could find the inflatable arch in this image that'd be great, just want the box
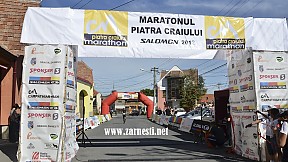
[102,91,153,118]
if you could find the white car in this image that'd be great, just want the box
[174,108,186,117]
[184,108,214,122]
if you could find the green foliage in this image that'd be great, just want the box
[140,88,153,96]
[180,70,207,112]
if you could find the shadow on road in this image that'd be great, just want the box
[77,136,255,162]
[0,142,18,162]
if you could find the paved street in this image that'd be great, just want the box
[72,115,255,162]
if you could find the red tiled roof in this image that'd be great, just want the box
[0,0,40,56]
[77,61,93,86]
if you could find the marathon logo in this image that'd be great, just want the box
[83,10,128,47]
[28,102,59,110]
[229,86,239,93]
[29,76,60,85]
[260,82,286,89]
[240,83,253,92]
[67,80,75,89]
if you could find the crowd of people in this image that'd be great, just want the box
[245,108,288,162]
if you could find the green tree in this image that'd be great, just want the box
[140,88,153,96]
[180,70,207,112]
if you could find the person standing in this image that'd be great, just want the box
[246,108,280,162]
[279,111,288,162]
[122,108,126,124]
[8,104,21,143]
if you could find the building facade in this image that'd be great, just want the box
[0,0,40,139]
[157,66,198,110]
[93,90,102,115]
[76,61,94,118]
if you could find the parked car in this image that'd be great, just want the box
[174,108,186,117]
[181,108,214,122]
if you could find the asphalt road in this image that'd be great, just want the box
[72,115,255,162]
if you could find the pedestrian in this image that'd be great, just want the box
[245,107,280,162]
[122,108,127,124]
[278,110,288,162]
[8,103,21,143]
[110,109,113,118]
[224,104,232,147]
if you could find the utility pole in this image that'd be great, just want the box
[151,67,159,114]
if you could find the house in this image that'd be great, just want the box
[0,0,40,139]
[76,61,94,118]
[157,65,198,110]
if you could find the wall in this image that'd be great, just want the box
[157,89,165,110]
[0,0,40,134]
[96,93,102,114]
[77,81,93,118]
[0,0,40,55]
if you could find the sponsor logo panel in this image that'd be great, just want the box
[84,10,128,47]
[28,112,58,120]
[205,16,245,50]
[28,89,60,99]
[260,82,286,89]
[29,76,60,85]
[229,86,239,93]
[27,132,41,140]
[240,83,254,92]
[28,102,59,110]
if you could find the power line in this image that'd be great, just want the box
[71,0,84,8]
[199,63,227,76]
[109,0,136,11]
[229,0,249,16]
[216,0,235,16]
[116,78,153,90]
[79,0,95,9]
[240,0,264,17]
[223,0,243,16]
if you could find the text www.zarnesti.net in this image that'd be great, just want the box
[104,127,169,136]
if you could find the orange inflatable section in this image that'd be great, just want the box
[101,91,154,119]
[138,92,153,119]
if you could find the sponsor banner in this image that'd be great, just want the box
[20,45,66,161]
[179,118,194,133]
[19,45,79,162]
[117,92,138,100]
[190,120,212,132]
[227,50,259,161]
[162,116,171,126]
[21,8,288,58]
[254,52,288,110]
[253,51,288,161]
[228,50,256,112]
[64,46,78,162]
[231,112,259,161]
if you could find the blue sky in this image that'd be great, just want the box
[40,0,288,96]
